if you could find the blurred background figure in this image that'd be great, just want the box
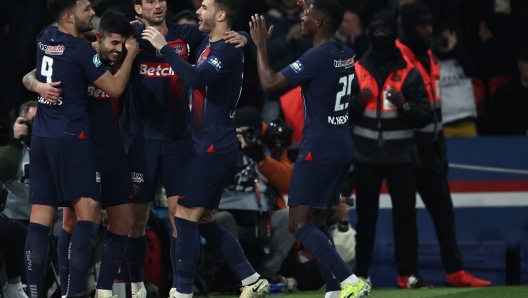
[172,9,199,25]
[335,10,369,60]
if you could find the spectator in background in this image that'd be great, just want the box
[488,46,528,135]
[433,24,480,137]
[251,0,312,122]
[172,9,199,25]
[335,10,369,60]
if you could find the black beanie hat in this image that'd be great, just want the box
[400,2,432,34]
[235,106,262,130]
[369,9,398,34]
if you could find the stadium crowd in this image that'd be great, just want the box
[1,0,527,298]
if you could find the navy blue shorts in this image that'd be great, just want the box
[29,136,101,206]
[126,135,192,202]
[178,149,238,210]
[288,160,353,209]
[96,153,135,208]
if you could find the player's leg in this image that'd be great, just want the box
[161,136,192,296]
[25,205,57,298]
[95,203,134,298]
[67,197,101,297]
[288,160,369,298]
[25,136,60,298]
[96,154,136,298]
[58,208,77,298]
[199,211,261,286]
[125,135,162,297]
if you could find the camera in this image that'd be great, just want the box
[265,118,294,150]
[240,127,260,147]
[21,118,33,146]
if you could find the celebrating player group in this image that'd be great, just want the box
[22,0,369,298]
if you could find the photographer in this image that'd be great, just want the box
[215,106,295,284]
[0,100,36,298]
[0,100,37,221]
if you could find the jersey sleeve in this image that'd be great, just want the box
[279,47,320,88]
[161,43,240,90]
[76,42,108,83]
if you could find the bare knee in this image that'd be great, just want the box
[130,203,150,237]
[62,207,77,233]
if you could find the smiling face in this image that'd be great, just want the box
[99,33,127,63]
[135,0,167,26]
[196,0,218,33]
[301,5,318,38]
[72,0,95,33]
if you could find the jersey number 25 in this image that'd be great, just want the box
[334,74,354,112]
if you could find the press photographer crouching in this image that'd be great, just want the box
[215,106,296,286]
[0,100,37,298]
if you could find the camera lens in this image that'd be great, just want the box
[242,127,259,146]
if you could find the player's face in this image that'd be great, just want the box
[196,0,217,34]
[100,33,127,63]
[413,22,433,47]
[72,0,95,33]
[136,0,167,27]
[300,5,316,38]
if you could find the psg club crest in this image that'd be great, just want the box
[173,44,183,54]
[156,49,163,58]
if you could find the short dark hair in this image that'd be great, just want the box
[19,100,38,118]
[312,0,344,32]
[134,0,143,5]
[47,0,77,22]
[213,0,240,25]
[172,9,199,24]
[99,10,135,39]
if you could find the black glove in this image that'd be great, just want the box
[242,143,266,163]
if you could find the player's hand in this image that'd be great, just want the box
[357,88,372,106]
[125,37,140,58]
[249,14,274,47]
[296,0,308,15]
[386,86,405,108]
[35,81,62,104]
[224,31,247,48]
[141,27,167,50]
[13,117,29,140]
[131,16,145,25]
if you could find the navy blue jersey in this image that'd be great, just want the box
[33,26,108,140]
[86,62,124,156]
[280,41,355,165]
[192,40,244,153]
[160,38,244,153]
[120,22,206,140]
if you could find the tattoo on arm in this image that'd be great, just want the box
[22,70,38,92]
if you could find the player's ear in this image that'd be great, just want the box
[217,10,227,22]
[96,32,102,42]
[134,4,143,15]
[63,11,74,25]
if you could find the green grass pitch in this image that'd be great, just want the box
[213,286,528,298]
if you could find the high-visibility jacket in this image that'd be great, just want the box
[353,60,416,148]
[396,40,445,149]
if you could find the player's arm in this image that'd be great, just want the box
[224,31,249,48]
[92,38,139,98]
[22,69,62,103]
[142,27,220,89]
[250,14,291,93]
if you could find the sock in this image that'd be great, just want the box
[170,236,179,289]
[341,275,360,285]
[317,225,341,292]
[294,223,353,282]
[58,229,72,296]
[241,273,260,286]
[175,217,200,295]
[7,276,21,284]
[131,282,144,294]
[96,230,128,290]
[67,221,99,297]
[124,235,147,283]
[25,223,50,298]
[199,221,256,283]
